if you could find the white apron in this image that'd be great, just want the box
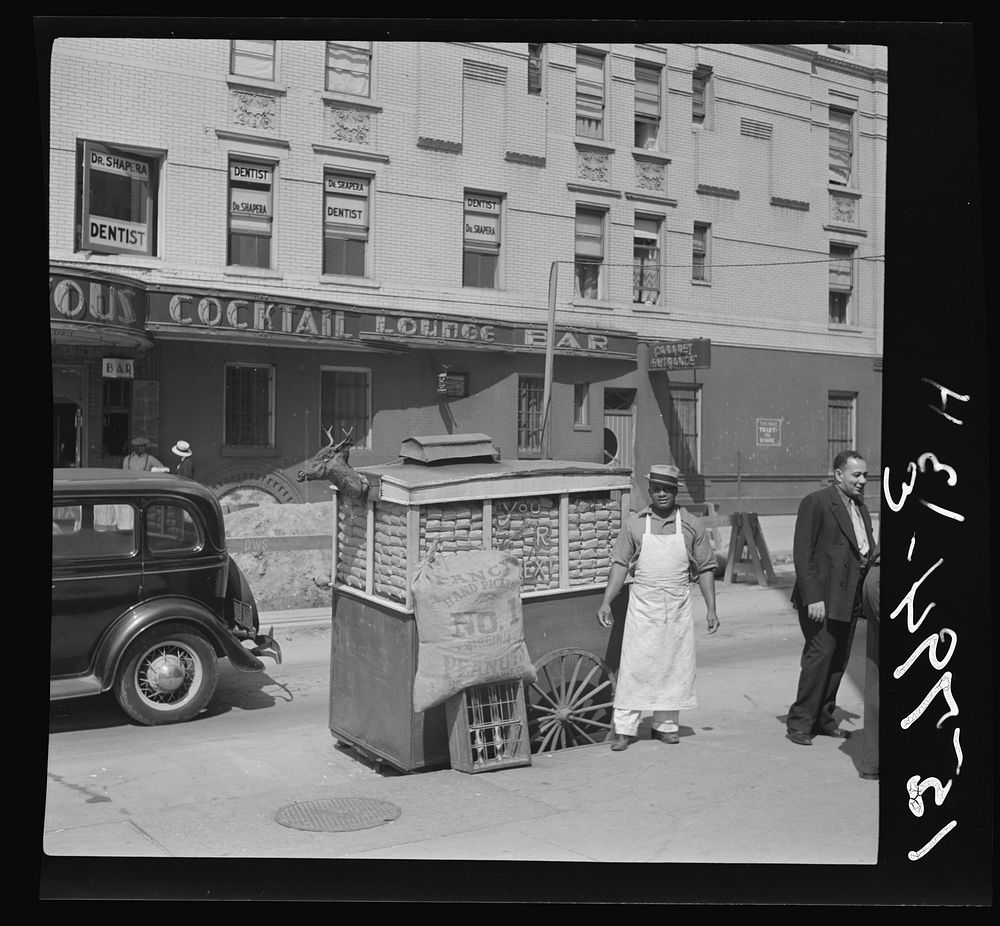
[613,510,697,711]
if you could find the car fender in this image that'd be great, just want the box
[94,597,266,691]
[225,556,260,630]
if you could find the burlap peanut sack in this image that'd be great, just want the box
[410,547,536,713]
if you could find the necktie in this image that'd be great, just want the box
[848,499,869,556]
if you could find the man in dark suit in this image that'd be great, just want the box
[786,450,876,745]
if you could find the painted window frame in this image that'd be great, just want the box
[574,206,606,300]
[573,382,591,428]
[634,214,663,304]
[692,65,713,127]
[230,39,276,81]
[325,41,372,97]
[828,106,855,186]
[634,61,663,150]
[323,169,371,277]
[463,190,503,289]
[527,43,545,95]
[575,48,606,139]
[692,222,711,282]
[78,140,160,257]
[227,157,275,270]
[829,242,855,324]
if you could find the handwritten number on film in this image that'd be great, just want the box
[882,378,968,861]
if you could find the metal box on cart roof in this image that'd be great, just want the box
[328,434,632,773]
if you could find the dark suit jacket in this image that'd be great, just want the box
[790,484,876,623]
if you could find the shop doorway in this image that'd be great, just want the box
[53,365,88,468]
[53,402,82,467]
[603,388,636,471]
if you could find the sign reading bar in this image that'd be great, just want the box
[102,357,135,379]
[647,338,711,371]
[756,417,782,446]
[147,292,639,359]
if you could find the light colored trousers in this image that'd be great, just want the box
[613,708,679,735]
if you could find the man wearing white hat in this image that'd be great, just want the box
[597,464,720,751]
[171,439,195,478]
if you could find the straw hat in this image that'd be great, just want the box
[171,440,192,459]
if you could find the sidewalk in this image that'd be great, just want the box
[43,516,878,900]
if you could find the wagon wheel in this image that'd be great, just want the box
[526,648,616,753]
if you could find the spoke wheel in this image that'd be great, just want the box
[526,648,616,754]
[115,623,218,725]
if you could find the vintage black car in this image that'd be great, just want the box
[51,468,281,725]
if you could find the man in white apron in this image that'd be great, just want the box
[597,464,720,751]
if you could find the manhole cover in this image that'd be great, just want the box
[274,797,402,832]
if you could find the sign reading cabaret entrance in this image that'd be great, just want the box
[149,290,637,359]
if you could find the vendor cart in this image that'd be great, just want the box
[328,434,632,773]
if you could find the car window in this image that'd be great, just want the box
[52,502,138,560]
[146,502,203,554]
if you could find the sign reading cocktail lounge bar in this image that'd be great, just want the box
[146,289,637,359]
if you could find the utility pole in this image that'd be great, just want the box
[541,261,558,459]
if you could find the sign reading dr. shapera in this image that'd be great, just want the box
[82,142,156,256]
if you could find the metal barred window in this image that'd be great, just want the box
[828,392,856,469]
[225,364,273,447]
[517,376,544,456]
[667,385,701,473]
[321,368,371,449]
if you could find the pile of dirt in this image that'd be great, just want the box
[224,502,335,611]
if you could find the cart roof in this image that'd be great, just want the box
[363,458,632,505]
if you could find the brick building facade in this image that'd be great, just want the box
[48,39,886,514]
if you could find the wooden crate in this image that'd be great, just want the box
[445,681,532,773]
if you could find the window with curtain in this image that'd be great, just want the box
[829,107,854,185]
[527,44,544,95]
[575,207,604,299]
[517,376,544,456]
[325,41,371,96]
[321,368,371,450]
[634,62,662,149]
[230,40,275,81]
[692,222,710,282]
[574,383,590,427]
[633,216,662,304]
[829,244,854,323]
[225,364,273,447]
[575,49,605,138]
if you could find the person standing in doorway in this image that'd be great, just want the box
[171,439,195,478]
[597,464,720,751]
[122,436,168,473]
[786,450,876,746]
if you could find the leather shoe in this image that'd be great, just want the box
[610,734,636,752]
[786,729,813,746]
[814,728,851,739]
[651,729,680,744]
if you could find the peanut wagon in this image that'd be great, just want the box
[328,434,632,773]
